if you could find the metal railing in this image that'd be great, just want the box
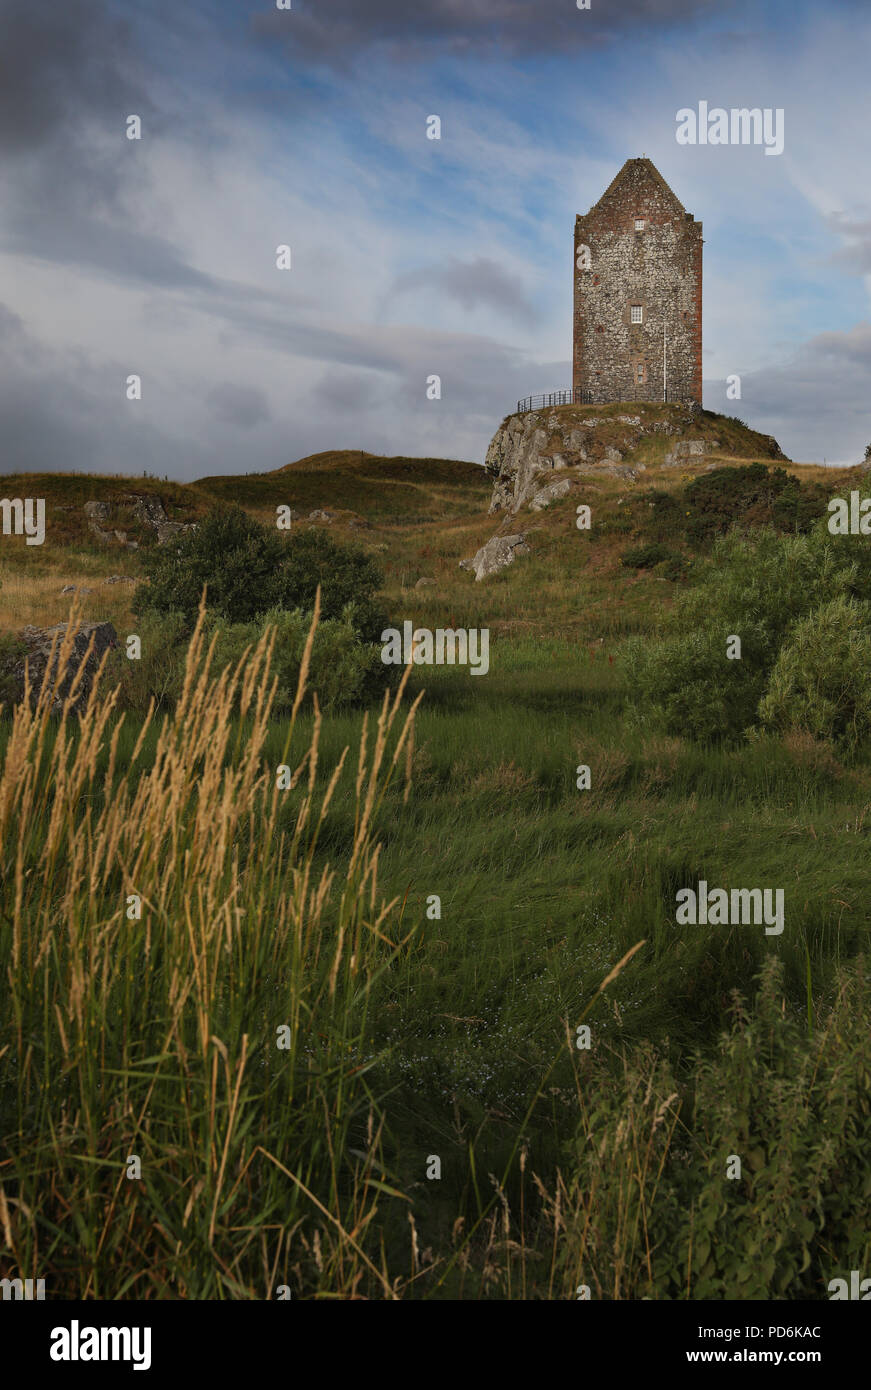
[515,386,697,414]
[516,389,591,413]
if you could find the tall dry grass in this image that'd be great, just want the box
[0,597,421,1298]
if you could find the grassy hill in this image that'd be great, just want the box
[2,418,870,1299]
[195,450,490,524]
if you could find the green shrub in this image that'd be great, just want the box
[134,506,286,624]
[273,528,387,641]
[625,625,763,740]
[105,611,188,715]
[204,607,392,712]
[620,542,673,569]
[682,463,790,544]
[758,595,871,750]
[624,527,860,741]
[678,464,826,546]
[658,554,690,582]
[134,506,387,641]
[558,958,871,1299]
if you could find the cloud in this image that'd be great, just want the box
[828,215,871,275]
[705,321,871,465]
[390,256,539,326]
[0,0,145,157]
[207,382,272,429]
[250,0,719,64]
[0,298,178,476]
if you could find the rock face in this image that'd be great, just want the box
[10,622,118,714]
[485,403,786,516]
[132,496,168,528]
[156,521,196,546]
[663,439,719,465]
[461,533,529,582]
[528,478,575,511]
[485,408,659,514]
[83,495,197,546]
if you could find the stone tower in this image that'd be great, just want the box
[573,158,702,405]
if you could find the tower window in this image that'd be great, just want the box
[637,365,645,383]
[634,219,645,231]
[630,305,643,324]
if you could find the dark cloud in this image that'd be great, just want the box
[704,321,871,464]
[207,382,272,429]
[310,369,375,416]
[391,257,539,326]
[0,0,173,287]
[0,313,175,476]
[250,0,719,64]
[0,0,152,163]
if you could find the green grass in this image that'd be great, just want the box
[1,448,869,1299]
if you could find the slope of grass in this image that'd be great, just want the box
[2,450,870,1299]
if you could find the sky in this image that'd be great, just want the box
[0,0,869,480]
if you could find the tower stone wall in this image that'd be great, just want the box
[573,158,702,404]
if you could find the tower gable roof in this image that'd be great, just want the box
[578,157,689,223]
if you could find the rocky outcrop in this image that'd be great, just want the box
[460,533,529,581]
[485,403,786,516]
[156,521,197,545]
[10,621,118,714]
[132,496,168,528]
[486,408,654,514]
[663,439,719,465]
[83,494,196,546]
[528,478,575,512]
[485,406,706,515]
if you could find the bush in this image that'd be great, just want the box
[204,607,392,712]
[557,958,871,1299]
[625,528,860,740]
[620,542,673,569]
[273,528,387,641]
[659,554,690,582]
[134,506,286,625]
[105,611,188,715]
[679,464,826,546]
[758,595,871,750]
[134,506,387,640]
[625,625,763,740]
[682,463,790,544]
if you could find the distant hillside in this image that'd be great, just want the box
[0,473,207,551]
[194,451,489,523]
